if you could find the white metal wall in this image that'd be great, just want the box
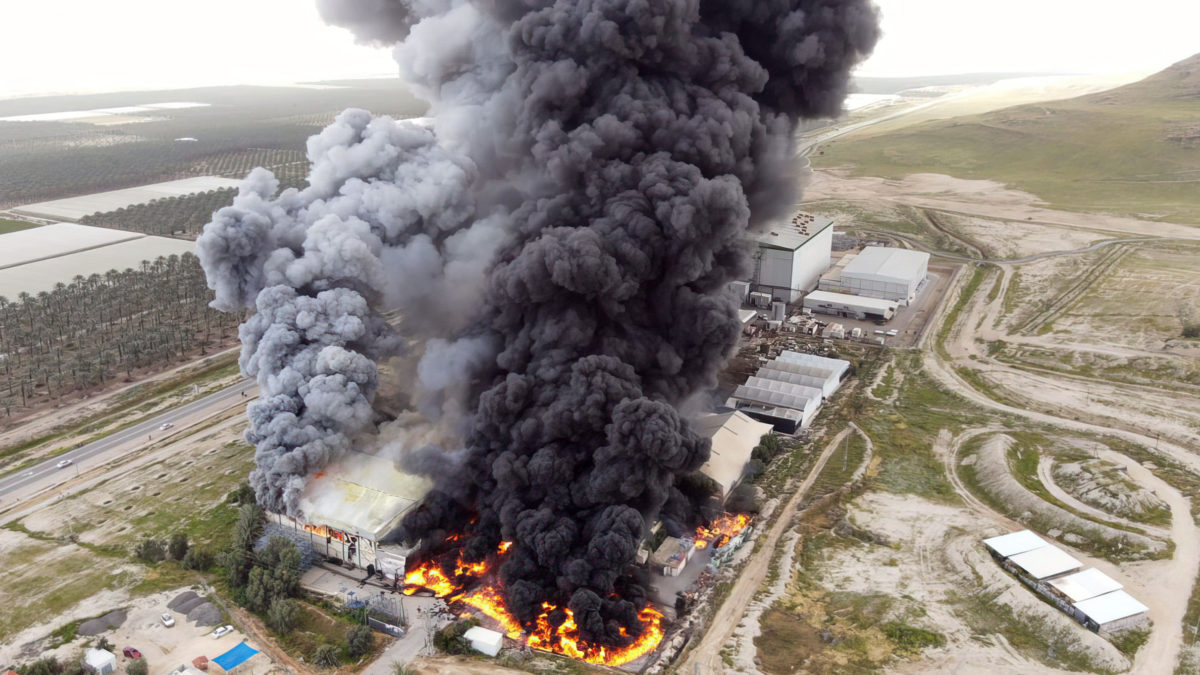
[789,227,832,296]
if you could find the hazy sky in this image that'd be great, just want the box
[1,0,1198,98]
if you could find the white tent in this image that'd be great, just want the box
[84,649,116,675]
[464,626,504,657]
[982,530,1047,558]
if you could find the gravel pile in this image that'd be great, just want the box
[187,602,221,626]
[77,609,127,636]
[167,591,199,611]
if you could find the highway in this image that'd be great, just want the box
[0,378,256,507]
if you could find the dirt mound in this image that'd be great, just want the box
[186,602,221,626]
[167,590,199,611]
[969,435,1164,557]
[77,609,127,636]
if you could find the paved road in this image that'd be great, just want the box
[0,378,255,504]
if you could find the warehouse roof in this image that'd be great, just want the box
[298,451,432,541]
[1074,590,1149,625]
[804,290,900,312]
[695,411,774,498]
[982,530,1048,558]
[841,247,930,284]
[1048,568,1124,603]
[1008,545,1082,580]
[752,213,833,251]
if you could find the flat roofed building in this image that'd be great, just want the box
[803,290,898,321]
[755,367,828,394]
[983,529,1048,559]
[819,246,930,305]
[1074,591,1150,633]
[751,212,834,303]
[1007,545,1082,580]
[1048,568,1124,603]
[694,411,774,500]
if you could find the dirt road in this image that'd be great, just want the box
[680,427,851,674]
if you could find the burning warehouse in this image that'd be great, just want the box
[270,451,431,579]
[198,0,879,666]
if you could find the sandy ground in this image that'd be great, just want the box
[680,426,850,674]
[805,170,1200,242]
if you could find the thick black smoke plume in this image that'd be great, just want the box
[201,0,878,648]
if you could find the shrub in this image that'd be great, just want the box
[168,533,190,561]
[182,547,215,571]
[267,598,298,633]
[312,644,341,668]
[127,659,148,675]
[347,624,374,658]
[1183,324,1200,339]
[882,621,946,656]
[24,657,59,675]
[433,618,479,655]
[134,538,166,564]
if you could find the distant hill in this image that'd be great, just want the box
[820,54,1200,224]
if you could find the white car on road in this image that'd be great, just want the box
[158,422,174,431]
[56,459,73,469]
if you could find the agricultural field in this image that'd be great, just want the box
[0,79,427,209]
[13,176,241,221]
[0,218,38,235]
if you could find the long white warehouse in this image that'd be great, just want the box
[750,212,833,303]
[820,246,929,305]
[726,351,849,433]
[803,290,898,321]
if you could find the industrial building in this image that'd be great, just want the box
[695,411,775,500]
[803,290,898,321]
[725,351,849,433]
[750,212,834,303]
[269,451,431,580]
[819,246,930,305]
[983,530,1149,635]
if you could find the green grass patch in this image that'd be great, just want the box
[1109,628,1150,658]
[0,218,39,234]
[936,265,989,360]
[882,620,947,656]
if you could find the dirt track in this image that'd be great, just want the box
[680,427,850,674]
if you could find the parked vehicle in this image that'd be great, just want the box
[161,613,175,627]
[122,647,142,659]
[212,625,234,639]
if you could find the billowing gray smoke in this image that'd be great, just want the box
[200,0,878,648]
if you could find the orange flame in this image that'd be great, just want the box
[403,538,665,666]
[693,513,750,550]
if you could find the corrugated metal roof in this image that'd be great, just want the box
[1048,568,1124,603]
[299,451,432,541]
[841,246,929,284]
[983,530,1048,558]
[1074,590,1149,625]
[1008,545,1082,580]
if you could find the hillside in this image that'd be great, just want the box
[818,54,1200,224]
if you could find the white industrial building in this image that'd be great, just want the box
[819,246,930,305]
[1074,591,1150,634]
[725,351,849,433]
[695,411,775,500]
[803,290,898,321]
[750,212,834,303]
[983,530,1149,635]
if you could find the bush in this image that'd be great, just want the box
[182,547,215,571]
[127,659,148,675]
[882,621,946,656]
[312,644,341,668]
[1183,324,1200,339]
[61,661,86,675]
[168,533,190,561]
[741,458,766,482]
[24,657,59,675]
[389,664,417,675]
[433,618,479,655]
[134,538,166,564]
[347,624,374,658]
[97,636,114,651]
[267,598,299,633]
[227,483,257,505]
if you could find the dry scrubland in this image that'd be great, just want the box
[0,410,252,660]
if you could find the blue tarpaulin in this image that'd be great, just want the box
[213,642,259,672]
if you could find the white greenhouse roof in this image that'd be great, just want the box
[298,451,432,541]
[1048,568,1124,603]
[841,247,929,284]
[1074,590,1149,625]
[695,411,774,497]
[1008,545,1082,580]
[982,530,1048,558]
[804,290,900,312]
[752,212,833,251]
[738,309,758,325]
